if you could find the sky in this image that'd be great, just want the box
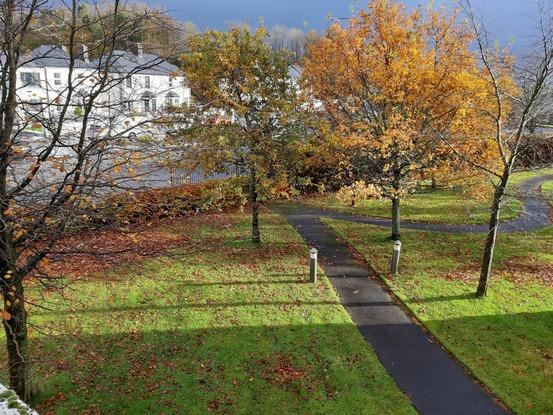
[151,0,539,49]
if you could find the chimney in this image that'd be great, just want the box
[81,43,90,63]
[136,43,143,59]
[81,44,89,63]
[60,45,68,53]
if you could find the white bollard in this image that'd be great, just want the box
[310,247,318,283]
[391,240,402,277]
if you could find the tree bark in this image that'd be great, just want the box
[391,197,401,241]
[2,276,35,401]
[477,174,509,297]
[250,169,261,244]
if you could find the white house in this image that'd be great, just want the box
[92,44,190,116]
[16,44,93,121]
[14,44,190,138]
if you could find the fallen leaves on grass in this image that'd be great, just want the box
[500,257,553,287]
[259,353,311,389]
[33,213,241,280]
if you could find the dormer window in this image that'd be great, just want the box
[144,75,151,89]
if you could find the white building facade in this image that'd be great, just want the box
[14,44,190,138]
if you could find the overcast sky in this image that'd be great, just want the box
[152,0,541,49]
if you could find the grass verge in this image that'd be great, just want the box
[302,189,522,225]
[301,169,553,226]
[542,181,553,202]
[2,211,416,415]
[326,219,553,415]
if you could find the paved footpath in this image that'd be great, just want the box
[272,175,553,413]
[287,174,553,234]
[271,202,518,415]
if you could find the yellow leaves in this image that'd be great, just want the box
[337,180,381,206]
[13,229,26,240]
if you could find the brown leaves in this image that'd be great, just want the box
[2,310,11,320]
[37,217,193,279]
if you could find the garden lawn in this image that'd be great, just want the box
[507,168,553,186]
[326,219,553,415]
[542,181,553,202]
[303,188,522,225]
[302,169,553,226]
[2,211,416,415]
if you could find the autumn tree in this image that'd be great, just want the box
[440,1,553,297]
[302,0,487,240]
[178,26,306,243]
[0,0,178,399]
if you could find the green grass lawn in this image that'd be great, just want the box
[326,219,553,415]
[542,181,553,202]
[302,189,522,225]
[3,212,416,414]
[301,169,553,225]
[507,168,553,186]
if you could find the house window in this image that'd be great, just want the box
[142,93,156,113]
[126,77,132,88]
[168,77,174,87]
[165,92,179,107]
[53,72,62,86]
[20,72,40,86]
[144,76,151,89]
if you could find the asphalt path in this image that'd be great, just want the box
[268,176,553,414]
[285,175,553,234]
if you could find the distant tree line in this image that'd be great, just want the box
[21,1,199,57]
[21,3,318,64]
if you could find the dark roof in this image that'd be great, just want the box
[9,45,179,77]
[20,45,90,69]
[91,50,178,76]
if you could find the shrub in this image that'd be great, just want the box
[101,177,249,224]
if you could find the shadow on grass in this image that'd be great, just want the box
[26,323,418,415]
[409,293,477,303]
[24,311,553,415]
[175,279,308,287]
[32,300,344,316]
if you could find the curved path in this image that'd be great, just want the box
[272,202,511,415]
[293,174,553,233]
[269,176,552,414]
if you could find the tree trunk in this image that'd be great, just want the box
[3,277,35,401]
[250,170,260,244]
[391,197,401,241]
[477,175,509,297]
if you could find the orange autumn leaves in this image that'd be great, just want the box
[302,0,503,193]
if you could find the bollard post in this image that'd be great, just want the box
[309,248,318,283]
[391,240,402,277]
